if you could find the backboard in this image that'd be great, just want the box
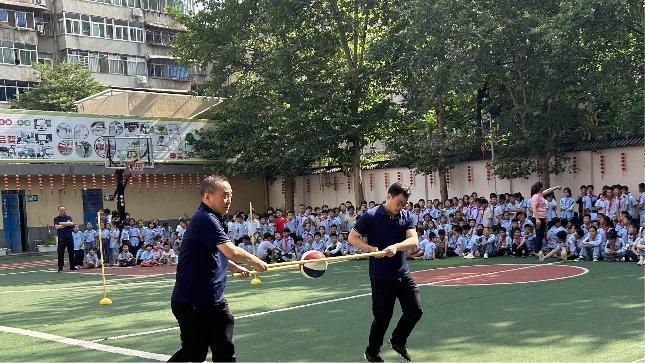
[104,136,154,169]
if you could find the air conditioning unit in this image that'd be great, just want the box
[35,0,46,6]
[136,75,148,86]
[132,8,143,17]
[36,24,45,34]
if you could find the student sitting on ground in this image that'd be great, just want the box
[324,233,343,257]
[116,244,136,266]
[159,242,178,265]
[256,233,277,262]
[139,244,159,267]
[422,232,437,260]
[82,247,101,269]
[601,230,626,262]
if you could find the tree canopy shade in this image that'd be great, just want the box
[172,0,401,208]
[13,62,105,112]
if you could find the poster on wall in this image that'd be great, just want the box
[0,111,209,163]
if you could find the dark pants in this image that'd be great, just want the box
[74,249,84,267]
[513,243,528,257]
[57,237,75,270]
[367,276,423,356]
[169,300,235,362]
[624,250,639,262]
[534,218,546,253]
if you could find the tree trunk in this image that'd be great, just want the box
[537,156,551,188]
[351,146,365,205]
[439,169,448,202]
[283,176,296,212]
[436,95,448,202]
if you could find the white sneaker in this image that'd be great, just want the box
[483,252,488,259]
[539,253,545,262]
[637,260,643,266]
[465,252,475,259]
[592,257,598,262]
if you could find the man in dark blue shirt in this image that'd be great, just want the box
[349,183,423,362]
[169,175,268,362]
[53,206,76,272]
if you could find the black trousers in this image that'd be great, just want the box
[57,237,75,270]
[169,300,235,362]
[367,276,423,355]
[534,218,546,253]
[513,242,528,257]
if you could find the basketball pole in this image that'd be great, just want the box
[97,211,112,306]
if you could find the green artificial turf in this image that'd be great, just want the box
[0,255,642,361]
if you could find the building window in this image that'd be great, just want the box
[0,79,38,102]
[148,59,190,81]
[65,49,146,76]
[0,9,8,23]
[15,11,27,28]
[61,13,143,43]
[0,42,37,65]
[38,53,53,65]
[146,28,176,46]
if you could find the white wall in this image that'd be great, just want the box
[268,146,644,208]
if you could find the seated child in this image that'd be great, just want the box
[159,242,178,265]
[116,244,136,267]
[82,247,101,269]
[601,230,625,262]
[139,244,159,267]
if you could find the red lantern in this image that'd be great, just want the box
[571,156,578,178]
[599,154,605,178]
[91,174,96,189]
[37,174,43,193]
[81,175,87,191]
[409,170,414,185]
[3,174,8,191]
[467,165,473,184]
[384,172,390,189]
[27,175,32,193]
[111,173,116,189]
[429,172,434,186]
[333,176,338,191]
[306,178,311,194]
[72,175,77,194]
[163,173,168,190]
[15,175,20,190]
[347,176,352,192]
[101,175,106,190]
[397,171,403,184]
[369,173,375,190]
[61,174,66,193]
[49,174,54,194]
[620,152,626,173]
[180,174,185,189]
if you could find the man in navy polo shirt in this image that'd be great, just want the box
[349,183,423,362]
[169,175,268,362]
[53,206,76,272]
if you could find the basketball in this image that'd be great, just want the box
[300,250,328,279]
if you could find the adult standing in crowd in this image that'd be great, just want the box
[53,206,76,272]
[530,182,563,259]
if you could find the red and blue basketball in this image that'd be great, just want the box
[300,250,328,279]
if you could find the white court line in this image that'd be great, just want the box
[0,269,57,276]
[0,274,177,294]
[0,325,170,361]
[93,262,564,342]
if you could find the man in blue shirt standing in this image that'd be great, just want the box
[349,183,422,362]
[169,175,268,362]
[53,206,76,272]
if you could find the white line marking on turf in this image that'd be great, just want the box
[0,325,170,361]
[436,265,589,287]
[93,262,568,342]
[0,275,177,294]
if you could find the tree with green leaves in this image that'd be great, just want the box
[13,62,105,112]
[172,0,399,208]
[374,0,487,201]
[484,0,643,187]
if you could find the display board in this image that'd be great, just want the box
[0,111,208,163]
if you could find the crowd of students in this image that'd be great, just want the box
[224,182,645,265]
[72,210,185,269]
[72,182,645,269]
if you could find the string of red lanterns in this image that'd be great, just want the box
[91,174,96,189]
[333,176,338,191]
[620,152,627,174]
[153,173,158,192]
[347,176,352,192]
[281,180,285,195]
[81,175,87,191]
[306,178,311,194]
[368,173,374,191]
[111,173,116,190]
[409,170,414,186]
[172,174,177,191]
[101,175,106,190]
[571,156,577,178]
[486,165,492,183]
[467,165,473,185]
[429,172,434,186]
[72,175,77,194]
[384,172,390,189]
[49,174,54,194]
[15,175,20,190]
[38,174,44,193]
[187,174,193,189]
[61,174,66,192]
[180,174,185,190]
[446,169,451,186]
[599,154,605,179]
[396,171,403,184]
[163,173,168,190]
[27,175,32,193]
[3,174,8,191]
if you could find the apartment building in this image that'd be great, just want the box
[0,0,207,105]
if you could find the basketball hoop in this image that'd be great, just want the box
[127,161,144,181]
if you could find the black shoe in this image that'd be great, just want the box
[57,269,62,273]
[388,340,411,361]
[70,267,78,271]
[364,351,384,362]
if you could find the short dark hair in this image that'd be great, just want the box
[556,230,568,240]
[387,183,410,199]
[200,175,229,196]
